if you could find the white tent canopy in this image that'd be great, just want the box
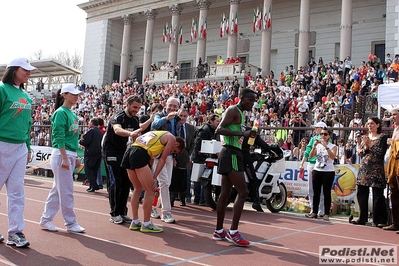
[378,82,399,114]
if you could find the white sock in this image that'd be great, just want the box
[216,229,224,234]
[133,219,140,225]
[229,229,238,235]
[143,221,152,226]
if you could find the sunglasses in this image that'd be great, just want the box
[320,132,329,136]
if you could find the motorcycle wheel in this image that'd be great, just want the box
[265,182,287,213]
[204,184,234,210]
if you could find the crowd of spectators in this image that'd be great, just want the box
[30,53,397,165]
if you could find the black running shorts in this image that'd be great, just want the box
[217,146,244,175]
[121,146,151,170]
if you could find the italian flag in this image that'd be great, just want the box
[165,23,170,43]
[203,19,207,39]
[233,13,238,34]
[220,14,224,38]
[253,9,256,33]
[162,24,166,43]
[267,6,272,29]
[225,14,229,35]
[179,25,183,44]
[190,18,194,42]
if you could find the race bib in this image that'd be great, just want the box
[136,132,157,146]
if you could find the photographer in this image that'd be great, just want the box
[383,111,392,127]
[306,128,337,221]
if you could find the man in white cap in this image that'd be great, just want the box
[299,121,327,218]
[0,58,36,247]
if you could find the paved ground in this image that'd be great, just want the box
[0,175,397,266]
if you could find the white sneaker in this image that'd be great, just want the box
[161,213,175,223]
[151,208,160,219]
[40,221,58,232]
[66,224,85,233]
[110,215,124,224]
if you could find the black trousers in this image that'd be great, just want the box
[356,185,387,225]
[244,155,261,204]
[84,156,102,190]
[388,176,399,228]
[170,167,187,204]
[104,151,131,217]
[312,170,335,215]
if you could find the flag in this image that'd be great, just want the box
[162,24,166,43]
[234,13,238,34]
[230,14,235,35]
[190,18,194,42]
[263,4,268,30]
[169,22,173,43]
[203,19,207,39]
[220,14,224,38]
[193,18,198,40]
[225,14,229,35]
[199,17,204,38]
[173,25,177,43]
[252,9,256,33]
[165,23,170,43]
[267,6,272,29]
[256,7,262,31]
[179,24,183,44]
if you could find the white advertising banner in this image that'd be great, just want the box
[27,146,53,170]
[280,161,358,201]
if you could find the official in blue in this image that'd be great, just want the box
[150,97,179,223]
[79,118,104,192]
[170,109,196,206]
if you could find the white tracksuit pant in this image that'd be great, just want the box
[307,163,325,215]
[40,154,78,226]
[0,141,27,234]
[153,155,173,216]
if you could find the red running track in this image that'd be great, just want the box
[0,175,397,266]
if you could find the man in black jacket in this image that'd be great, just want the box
[79,118,104,192]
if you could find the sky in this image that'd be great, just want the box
[1,0,87,64]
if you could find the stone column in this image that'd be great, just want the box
[142,9,158,84]
[386,0,399,55]
[339,0,353,60]
[260,0,273,76]
[168,4,183,65]
[120,14,132,82]
[226,0,240,59]
[298,0,310,69]
[196,0,211,66]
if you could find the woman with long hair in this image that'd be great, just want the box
[39,85,85,233]
[0,58,36,247]
[350,117,388,227]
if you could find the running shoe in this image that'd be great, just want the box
[7,232,30,248]
[122,215,132,223]
[66,224,85,233]
[140,222,163,233]
[226,231,250,247]
[212,230,227,241]
[0,234,3,243]
[129,221,142,231]
[150,208,160,219]
[40,221,58,232]
[110,215,124,224]
[161,213,175,223]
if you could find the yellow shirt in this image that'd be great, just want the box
[132,131,167,157]
[217,59,224,65]
[387,140,399,184]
